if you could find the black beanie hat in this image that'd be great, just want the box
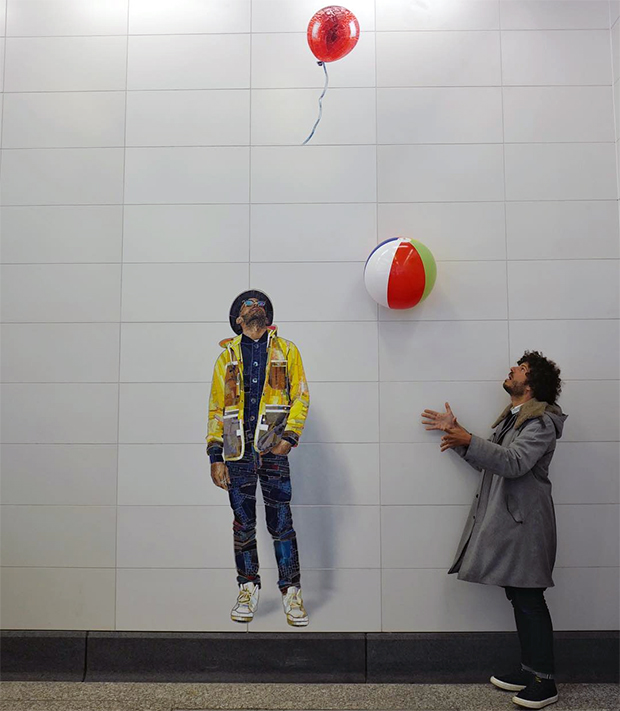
[229,289,274,335]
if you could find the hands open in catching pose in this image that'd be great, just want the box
[421,402,472,452]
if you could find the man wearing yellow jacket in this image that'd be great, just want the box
[207,290,310,626]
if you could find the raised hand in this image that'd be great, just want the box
[421,402,457,432]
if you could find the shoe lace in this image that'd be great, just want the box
[237,588,252,604]
[289,590,303,609]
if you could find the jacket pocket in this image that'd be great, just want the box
[506,494,524,524]
[268,359,288,391]
[256,404,289,452]
[223,409,242,459]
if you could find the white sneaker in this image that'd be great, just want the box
[282,586,308,626]
[230,582,259,623]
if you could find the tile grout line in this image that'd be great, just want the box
[498,0,512,372]
[112,0,131,633]
[374,0,383,633]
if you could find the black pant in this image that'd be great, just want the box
[505,587,555,678]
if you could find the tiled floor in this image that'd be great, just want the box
[0,683,618,711]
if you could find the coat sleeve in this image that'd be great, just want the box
[463,417,556,479]
[206,351,227,454]
[452,444,483,472]
[283,341,310,442]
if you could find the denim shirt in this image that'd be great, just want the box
[240,330,269,444]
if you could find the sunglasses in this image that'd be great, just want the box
[242,299,266,307]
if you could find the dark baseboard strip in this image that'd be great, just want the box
[1,630,618,683]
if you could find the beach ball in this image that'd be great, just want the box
[364,237,437,309]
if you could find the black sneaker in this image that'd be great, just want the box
[490,669,534,691]
[512,677,558,709]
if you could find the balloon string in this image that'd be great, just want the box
[302,61,329,145]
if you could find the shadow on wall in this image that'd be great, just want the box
[254,417,352,616]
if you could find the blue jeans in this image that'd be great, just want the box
[227,449,301,592]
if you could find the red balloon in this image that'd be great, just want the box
[307,6,360,63]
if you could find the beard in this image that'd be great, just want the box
[503,379,527,397]
[242,309,267,329]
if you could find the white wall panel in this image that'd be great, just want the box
[0,206,123,264]
[1,445,118,506]
[6,0,129,36]
[377,88,503,145]
[1,265,121,322]
[1,568,116,630]
[1,505,116,567]
[118,383,210,444]
[377,31,501,87]
[3,93,126,149]
[505,201,619,260]
[501,30,612,86]
[127,35,250,90]
[499,1,610,30]
[251,203,376,262]
[378,145,504,203]
[124,147,249,205]
[4,37,128,92]
[117,505,232,568]
[129,0,250,34]
[123,205,249,263]
[2,324,120,382]
[504,143,617,202]
[251,146,376,203]
[503,87,615,144]
[1,148,125,205]
[1,384,119,444]
[377,0,499,31]
[508,260,619,320]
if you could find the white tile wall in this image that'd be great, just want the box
[124,147,250,204]
[1,323,120,382]
[6,0,129,36]
[1,0,617,635]
[2,92,127,149]
[123,205,249,263]
[378,145,505,203]
[499,1,610,31]
[1,148,125,205]
[376,31,501,87]
[1,568,116,630]
[127,35,250,90]
[4,37,128,92]
[125,91,250,147]
[116,569,245,632]
[1,505,116,567]
[1,445,118,505]
[1,206,123,264]
[505,201,619,260]
[501,30,612,86]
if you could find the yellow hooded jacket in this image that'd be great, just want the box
[206,326,310,461]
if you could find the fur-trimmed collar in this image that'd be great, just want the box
[492,398,559,430]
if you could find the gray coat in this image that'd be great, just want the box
[449,398,567,588]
